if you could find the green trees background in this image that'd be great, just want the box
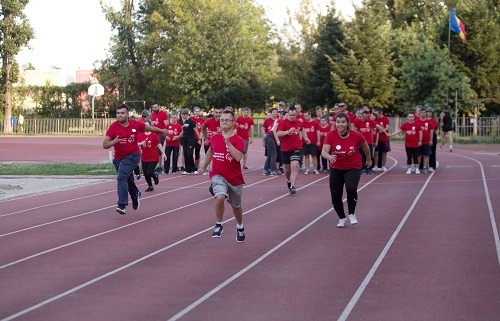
[2,0,500,132]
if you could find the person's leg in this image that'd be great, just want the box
[448,131,453,150]
[164,146,172,174]
[265,135,277,173]
[289,150,301,189]
[172,146,180,173]
[304,153,311,173]
[405,147,413,173]
[183,141,196,173]
[329,168,346,219]
[194,141,201,169]
[113,154,140,209]
[344,169,361,215]
[142,161,153,187]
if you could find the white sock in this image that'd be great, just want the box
[237,224,244,229]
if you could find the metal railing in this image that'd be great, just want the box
[1,116,499,143]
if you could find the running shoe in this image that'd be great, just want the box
[348,214,358,225]
[194,171,199,175]
[429,167,434,172]
[262,170,270,176]
[406,168,412,175]
[360,169,366,174]
[337,218,347,228]
[132,190,141,210]
[116,205,126,215]
[181,171,190,175]
[202,170,209,175]
[415,169,421,175]
[314,170,320,175]
[153,174,159,185]
[366,169,373,175]
[145,186,154,192]
[290,187,297,194]
[212,224,223,237]
[382,166,388,172]
[422,168,428,173]
[372,166,379,171]
[304,170,310,175]
[287,180,291,190]
[449,146,453,152]
[236,228,245,242]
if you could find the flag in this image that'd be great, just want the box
[450,8,466,43]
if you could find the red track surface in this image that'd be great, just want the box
[1,137,499,321]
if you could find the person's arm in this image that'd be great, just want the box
[390,129,402,137]
[157,142,166,161]
[360,140,372,168]
[202,124,208,145]
[145,124,167,136]
[103,135,119,149]
[223,134,243,162]
[315,129,321,147]
[301,127,310,144]
[418,130,423,146]
[249,124,254,144]
[199,147,213,173]
[321,143,336,163]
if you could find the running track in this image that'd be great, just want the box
[1,137,499,321]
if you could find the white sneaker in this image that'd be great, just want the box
[181,171,190,175]
[382,166,388,172]
[372,166,379,171]
[348,214,358,225]
[415,169,421,174]
[406,168,412,175]
[202,170,209,175]
[314,170,320,175]
[194,171,199,175]
[304,170,309,175]
[429,167,434,172]
[337,218,347,228]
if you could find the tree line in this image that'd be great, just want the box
[1,0,500,133]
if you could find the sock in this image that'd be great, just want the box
[216,222,222,226]
[237,224,244,229]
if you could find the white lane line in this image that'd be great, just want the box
[167,159,399,321]
[453,154,500,267]
[0,177,276,270]
[0,177,327,321]
[1,159,399,320]
[338,171,435,321]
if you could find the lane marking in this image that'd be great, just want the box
[338,171,435,321]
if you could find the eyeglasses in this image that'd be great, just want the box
[220,118,234,123]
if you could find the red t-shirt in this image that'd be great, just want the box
[416,118,435,145]
[324,130,366,170]
[165,122,182,147]
[262,118,277,135]
[302,120,320,144]
[203,117,221,142]
[151,110,169,130]
[376,116,390,142]
[105,119,146,160]
[354,118,377,145]
[235,116,255,140]
[277,119,303,152]
[318,125,330,150]
[400,121,422,148]
[138,132,161,162]
[209,134,245,186]
[191,116,205,140]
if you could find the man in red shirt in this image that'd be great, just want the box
[235,106,255,169]
[416,108,435,173]
[277,107,308,194]
[372,107,391,172]
[353,110,379,174]
[261,108,280,176]
[103,103,167,214]
[199,110,246,242]
[150,101,169,172]
[331,101,356,131]
[301,110,321,175]
[164,112,183,174]
[191,107,205,169]
[390,111,423,174]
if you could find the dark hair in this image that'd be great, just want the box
[335,112,350,127]
[222,110,235,119]
[214,105,223,110]
[152,101,160,106]
[288,106,296,112]
[117,103,129,111]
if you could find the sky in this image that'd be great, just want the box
[16,0,362,71]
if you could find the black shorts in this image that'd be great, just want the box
[375,141,391,153]
[418,145,431,156]
[302,143,318,156]
[281,149,302,164]
[442,125,453,132]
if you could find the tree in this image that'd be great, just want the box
[328,0,396,110]
[0,0,33,133]
[99,0,275,111]
[303,1,346,108]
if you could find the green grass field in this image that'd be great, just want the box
[0,163,116,176]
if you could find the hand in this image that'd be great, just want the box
[329,154,337,163]
[366,160,372,167]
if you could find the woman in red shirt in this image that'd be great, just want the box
[138,121,165,192]
[321,112,372,228]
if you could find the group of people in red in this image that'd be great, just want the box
[103,103,253,242]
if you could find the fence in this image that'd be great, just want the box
[1,116,499,143]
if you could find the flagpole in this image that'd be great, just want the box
[446,7,452,104]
